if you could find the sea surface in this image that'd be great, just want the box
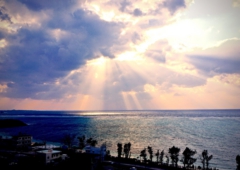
[0,110,240,170]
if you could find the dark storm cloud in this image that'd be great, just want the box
[0,1,122,99]
[163,0,186,14]
[17,0,76,11]
[187,55,240,76]
[0,6,11,23]
[133,8,143,17]
[119,0,130,12]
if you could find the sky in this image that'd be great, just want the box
[0,0,240,110]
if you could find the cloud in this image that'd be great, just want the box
[0,6,11,23]
[119,0,131,12]
[0,1,122,99]
[133,8,143,16]
[1,0,238,110]
[187,56,240,75]
[187,38,240,76]
[144,40,171,63]
[163,0,186,14]
[146,50,166,63]
[17,0,77,11]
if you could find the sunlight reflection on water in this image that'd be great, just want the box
[1,110,240,170]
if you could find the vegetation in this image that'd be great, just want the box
[169,146,180,167]
[165,155,169,165]
[236,155,240,170]
[181,147,197,168]
[147,146,153,162]
[155,149,164,164]
[117,143,123,158]
[159,150,164,164]
[3,133,239,170]
[140,148,147,162]
[61,134,76,148]
[76,135,98,149]
[77,135,86,149]
[86,137,98,147]
[114,143,218,169]
[123,142,131,158]
[59,137,234,170]
[155,149,160,163]
[200,150,213,170]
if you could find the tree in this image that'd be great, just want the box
[160,150,164,164]
[140,148,147,163]
[77,135,98,149]
[155,150,160,163]
[236,155,240,170]
[62,134,76,148]
[200,150,213,170]
[123,142,131,158]
[206,154,212,169]
[168,146,180,167]
[117,143,123,158]
[181,147,197,168]
[78,135,86,149]
[86,137,98,147]
[105,150,111,159]
[148,146,153,162]
[166,155,169,165]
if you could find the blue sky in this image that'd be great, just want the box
[0,0,240,110]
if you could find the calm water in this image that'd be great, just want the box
[0,110,240,170]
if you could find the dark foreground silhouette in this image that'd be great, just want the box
[0,119,27,128]
[0,133,239,170]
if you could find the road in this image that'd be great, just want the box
[102,161,167,170]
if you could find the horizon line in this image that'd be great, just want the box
[1,109,240,112]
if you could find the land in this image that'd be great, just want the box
[0,119,27,128]
[0,132,222,170]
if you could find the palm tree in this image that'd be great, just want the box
[160,150,164,164]
[148,146,153,162]
[168,146,180,167]
[117,143,123,158]
[200,150,213,170]
[105,150,111,159]
[62,133,76,148]
[206,154,212,169]
[77,135,85,149]
[86,137,98,146]
[155,150,160,163]
[140,148,147,163]
[181,147,197,168]
[123,142,131,158]
[165,155,169,165]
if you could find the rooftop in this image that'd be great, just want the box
[37,149,61,154]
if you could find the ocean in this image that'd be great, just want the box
[0,110,240,170]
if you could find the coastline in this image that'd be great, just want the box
[0,119,27,128]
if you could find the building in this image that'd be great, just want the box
[11,133,32,149]
[0,133,32,150]
[36,149,62,164]
[83,144,106,161]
